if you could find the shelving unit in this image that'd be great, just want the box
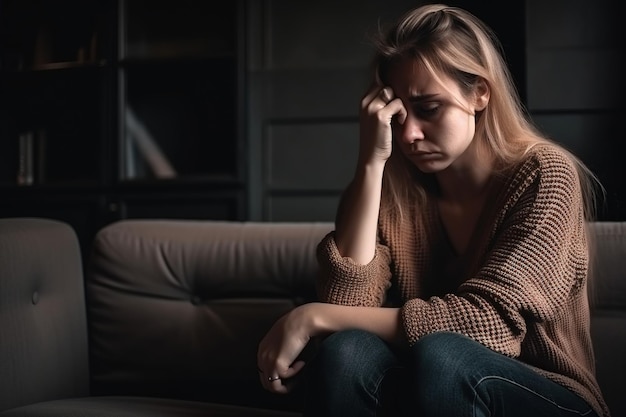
[0,0,110,187]
[118,0,240,183]
[0,0,245,254]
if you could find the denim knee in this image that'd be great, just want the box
[304,329,401,417]
[411,331,474,376]
[310,329,385,384]
[411,332,468,366]
[408,332,597,417]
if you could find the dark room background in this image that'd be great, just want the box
[0,0,623,252]
[244,0,623,221]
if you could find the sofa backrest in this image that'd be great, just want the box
[0,218,89,412]
[86,219,334,410]
[86,219,625,414]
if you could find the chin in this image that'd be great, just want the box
[415,165,441,174]
[410,158,450,174]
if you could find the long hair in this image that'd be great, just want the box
[371,4,603,222]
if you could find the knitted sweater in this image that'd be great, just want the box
[316,144,610,417]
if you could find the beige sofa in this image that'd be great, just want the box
[0,218,623,416]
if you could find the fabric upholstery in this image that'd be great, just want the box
[0,397,300,417]
[1,217,623,416]
[87,219,625,415]
[0,218,304,417]
[86,220,333,409]
[587,222,626,417]
[0,218,89,411]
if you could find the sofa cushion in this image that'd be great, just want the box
[0,396,301,417]
[87,220,333,409]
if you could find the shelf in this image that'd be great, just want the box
[121,0,237,61]
[2,61,107,75]
[0,0,109,72]
[120,58,238,182]
[0,0,246,243]
[119,55,235,67]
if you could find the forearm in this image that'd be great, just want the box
[307,302,404,345]
[335,161,386,264]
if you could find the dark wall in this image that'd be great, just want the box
[523,0,624,221]
[248,0,624,221]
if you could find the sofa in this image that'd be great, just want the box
[0,217,624,416]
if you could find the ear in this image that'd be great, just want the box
[473,78,490,111]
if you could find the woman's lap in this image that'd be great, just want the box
[303,330,597,417]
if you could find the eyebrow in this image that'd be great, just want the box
[408,93,440,102]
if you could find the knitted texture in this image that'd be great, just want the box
[316,144,610,417]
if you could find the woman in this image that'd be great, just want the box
[257,4,610,416]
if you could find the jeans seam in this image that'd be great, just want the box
[472,375,594,417]
[373,365,403,411]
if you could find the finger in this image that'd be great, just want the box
[390,98,407,125]
[362,85,393,110]
[269,379,290,394]
[379,87,393,104]
[258,360,305,394]
[259,371,280,392]
[257,361,284,389]
[282,360,306,379]
[262,374,288,394]
[270,360,305,381]
[265,368,301,395]
[361,87,382,110]
[367,87,397,115]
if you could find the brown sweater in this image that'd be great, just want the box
[316,144,610,417]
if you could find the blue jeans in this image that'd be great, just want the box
[303,329,598,417]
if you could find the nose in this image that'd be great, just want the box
[397,112,424,145]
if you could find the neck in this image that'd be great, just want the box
[436,144,495,204]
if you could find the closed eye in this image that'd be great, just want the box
[408,93,442,119]
[413,102,441,118]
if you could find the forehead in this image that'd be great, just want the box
[387,57,459,98]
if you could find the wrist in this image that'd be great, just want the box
[302,302,332,337]
[356,156,386,174]
[354,160,386,186]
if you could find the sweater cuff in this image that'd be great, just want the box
[317,232,390,305]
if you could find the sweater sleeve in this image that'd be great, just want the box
[315,231,393,306]
[401,146,589,357]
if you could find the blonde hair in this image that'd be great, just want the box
[371,4,603,221]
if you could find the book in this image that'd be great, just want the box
[17,131,34,185]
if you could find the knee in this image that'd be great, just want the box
[305,329,394,416]
[411,331,477,380]
[312,329,378,373]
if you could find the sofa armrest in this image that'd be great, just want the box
[0,218,89,412]
[587,221,626,417]
[86,219,333,408]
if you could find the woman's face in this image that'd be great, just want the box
[388,58,486,174]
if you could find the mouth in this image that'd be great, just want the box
[408,143,430,154]
[408,148,436,157]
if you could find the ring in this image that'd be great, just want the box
[268,376,281,382]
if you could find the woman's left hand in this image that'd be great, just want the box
[257,303,317,394]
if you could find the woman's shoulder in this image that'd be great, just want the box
[508,142,580,188]
[520,142,577,172]
[499,142,583,217]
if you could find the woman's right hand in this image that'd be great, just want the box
[257,304,313,394]
[334,84,406,263]
[358,85,407,165]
